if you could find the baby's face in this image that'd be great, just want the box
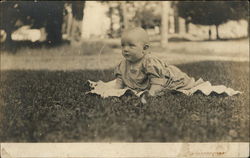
[121,34,145,63]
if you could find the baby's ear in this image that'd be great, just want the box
[143,44,149,50]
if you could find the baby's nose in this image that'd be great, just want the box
[123,45,130,50]
[123,49,129,53]
[123,49,129,54]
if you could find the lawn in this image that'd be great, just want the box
[0,60,249,142]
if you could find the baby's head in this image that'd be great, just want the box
[121,27,150,62]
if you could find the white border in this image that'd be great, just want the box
[1,143,249,158]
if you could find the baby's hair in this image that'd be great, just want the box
[121,27,150,46]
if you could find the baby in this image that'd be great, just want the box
[114,27,200,96]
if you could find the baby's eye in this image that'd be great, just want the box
[129,43,136,47]
[121,43,128,47]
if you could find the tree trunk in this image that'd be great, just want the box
[70,1,85,43]
[1,2,15,49]
[121,1,128,29]
[66,7,73,38]
[4,23,12,43]
[72,1,85,21]
[185,20,189,33]
[109,7,114,38]
[215,25,220,40]
[45,2,64,45]
[247,21,249,37]
[173,2,179,34]
[3,28,13,49]
[46,15,63,44]
[161,1,169,48]
[208,27,212,40]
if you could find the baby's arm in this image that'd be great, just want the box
[149,75,166,96]
[143,56,169,96]
[114,62,125,89]
[115,76,125,89]
[148,77,165,96]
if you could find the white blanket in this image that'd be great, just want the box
[86,79,241,98]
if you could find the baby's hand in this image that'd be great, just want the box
[149,84,164,96]
[139,91,150,105]
[140,93,148,104]
[115,78,124,89]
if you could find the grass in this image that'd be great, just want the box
[0,61,249,142]
[1,40,114,56]
[2,39,248,71]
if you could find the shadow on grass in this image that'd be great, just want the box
[0,61,249,142]
[202,37,249,42]
[1,40,115,56]
[0,40,71,54]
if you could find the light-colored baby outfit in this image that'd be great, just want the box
[114,53,203,92]
[87,53,241,97]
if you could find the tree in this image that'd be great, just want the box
[0,1,65,45]
[177,1,248,39]
[172,1,179,33]
[226,1,249,36]
[132,2,161,29]
[105,1,162,37]
[134,8,161,29]
[0,2,22,46]
[161,1,169,48]
[103,1,126,37]
[1,1,86,46]
[226,1,248,20]
[69,1,85,42]
[121,1,129,29]
[42,1,64,44]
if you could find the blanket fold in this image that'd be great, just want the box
[86,79,241,98]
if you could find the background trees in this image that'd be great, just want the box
[177,1,249,39]
[0,1,64,44]
[161,1,170,47]
[0,1,85,45]
[1,1,248,47]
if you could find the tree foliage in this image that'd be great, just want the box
[226,1,249,20]
[133,2,161,29]
[177,1,248,26]
[105,1,161,31]
[134,8,161,29]
[1,1,65,44]
[177,1,249,39]
[0,1,85,45]
[72,1,85,21]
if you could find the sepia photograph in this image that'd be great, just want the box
[0,0,249,157]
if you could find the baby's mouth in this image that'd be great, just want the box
[123,53,130,57]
